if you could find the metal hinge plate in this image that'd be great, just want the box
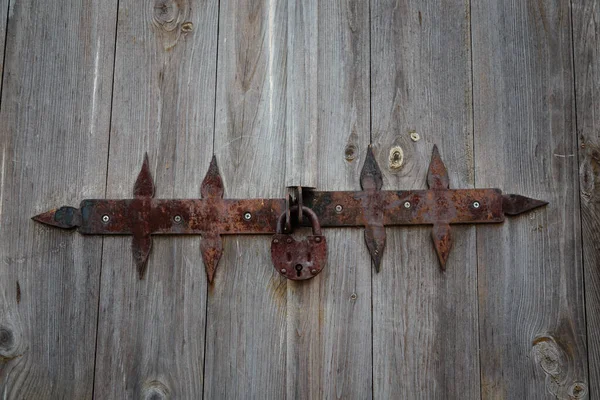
[33,145,547,282]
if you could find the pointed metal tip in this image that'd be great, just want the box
[431,223,452,271]
[132,235,152,279]
[32,209,56,224]
[201,234,223,284]
[502,194,549,216]
[206,268,216,284]
[364,225,386,273]
[373,255,383,273]
[32,206,81,229]
[201,155,224,199]
[427,144,449,189]
[136,260,149,280]
[134,153,155,198]
[360,145,383,191]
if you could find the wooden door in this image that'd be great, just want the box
[0,0,596,398]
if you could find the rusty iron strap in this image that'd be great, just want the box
[33,145,548,282]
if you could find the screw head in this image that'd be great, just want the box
[273,238,279,244]
[101,215,110,223]
[335,204,343,213]
[314,236,321,243]
[173,215,182,223]
[281,269,287,274]
[243,212,252,221]
[311,269,317,274]
[473,201,480,209]
[404,201,411,209]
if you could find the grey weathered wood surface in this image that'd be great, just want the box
[284,1,372,398]
[0,0,116,398]
[370,1,480,398]
[574,0,600,398]
[472,0,589,398]
[203,0,288,398]
[0,0,597,398]
[92,0,218,398]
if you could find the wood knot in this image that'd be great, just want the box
[142,380,170,400]
[0,325,22,362]
[532,335,587,399]
[388,146,404,170]
[153,0,180,29]
[344,144,357,162]
[152,0,190,50]
[0,327,14,350]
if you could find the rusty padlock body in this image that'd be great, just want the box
[271,206,327,280]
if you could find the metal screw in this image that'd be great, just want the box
[102,215,110,223]
[410,132,420,142]
[243,212,252,221]
[273,238,279,244]
[335,204,343,213]
[281,269,287,274]
[311,269,317,275]
[404,201,411,209]
[473,201,480,209]
[173,215,182,223]
[315,237,322,243]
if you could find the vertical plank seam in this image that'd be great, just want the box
[209,0,221,155]
[467,0,484,398]
[202,0,221,398]
[91,0,121,397]
[0,0,11,115]
[568,0,592,394]
[368,0,374,398]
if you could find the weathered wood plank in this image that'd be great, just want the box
[370,1,479,397]
[284,1,318,188]
[202,1,288,398]
[573,0,600,396]
[0,0,116,398]
[284,1,372,398]
[92,1,218,397]
[472,0,589,398]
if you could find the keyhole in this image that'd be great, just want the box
[295,264,303,277]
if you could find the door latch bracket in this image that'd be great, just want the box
[33,145,548,282]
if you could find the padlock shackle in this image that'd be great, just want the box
[276,206,322,235]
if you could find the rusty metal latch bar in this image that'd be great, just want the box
[33,145,548,282]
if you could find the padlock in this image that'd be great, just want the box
[271,205,327,280]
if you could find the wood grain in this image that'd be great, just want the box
[370,1,479,398]
[472,0,589,398]
[202,0,288,398]
[92,0,218,397]
[573,0,600,397]
[0,0,116,397]
[284,1,372,398]
[284,0,318,188]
